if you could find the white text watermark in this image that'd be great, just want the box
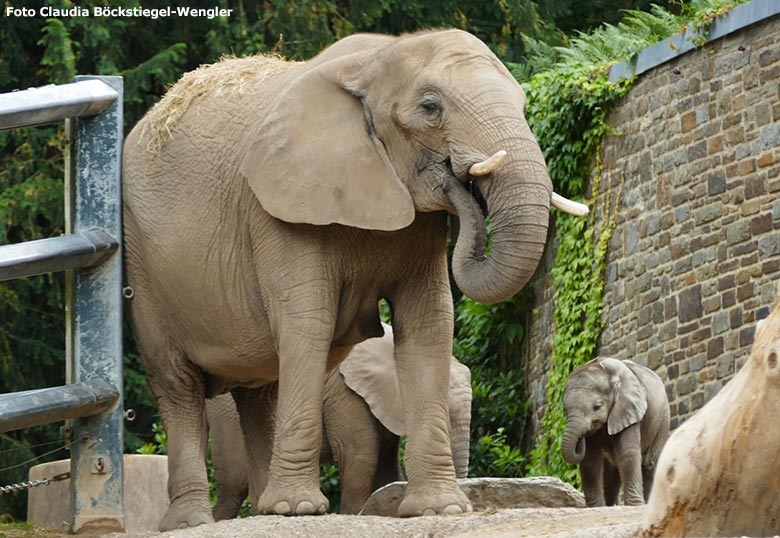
[5,5,233,20]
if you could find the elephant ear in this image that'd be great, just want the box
[599,357,648,435]
[240,53,415,231]
[339,324,405,436]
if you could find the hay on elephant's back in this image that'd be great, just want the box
[142,54,296,155]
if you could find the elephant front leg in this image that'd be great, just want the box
[641,463,655,502]
[580,447,606,507]
[614,425,645,505]
[603,460,621,506]
[256,325,332,515]
[391,284,472,517]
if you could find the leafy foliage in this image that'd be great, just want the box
[136,422,168,455]
[520,61,629,481]
[523,63,631,197]
[0,125,68,516]
[520,0,744,484]
[469,427,525,477]
[679,0,750,46]
[454,294,530,477]
[319,463,341,513]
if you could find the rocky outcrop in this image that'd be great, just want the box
[360,477,585,517]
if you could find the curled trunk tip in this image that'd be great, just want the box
[443,161,551,304]
[562,416,588,465]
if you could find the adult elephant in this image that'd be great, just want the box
[123,29,586,530]
[561,357,670,507]
[208,325,472,518]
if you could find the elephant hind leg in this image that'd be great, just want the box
[207,393,252,520]
[323,372,380,514]
[129,284,213,530]
[373,425,402,491]
[232,385,278,515]
[152,363,213,530]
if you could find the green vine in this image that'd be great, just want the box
[520,62,631,481]
[508,0,758,485]
[680,0,749,47]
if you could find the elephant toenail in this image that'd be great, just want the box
[422,508,437,516]
[177,523,188,529]
[274,501,291,514]
[296,501,315,514]
[319,503,327,514]
[443,504,463,515]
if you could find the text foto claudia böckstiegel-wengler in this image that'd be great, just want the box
[5,6,233,19]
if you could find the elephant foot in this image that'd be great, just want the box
[256,485,329,516]
[398,481,473,517]
[158,497,213,531]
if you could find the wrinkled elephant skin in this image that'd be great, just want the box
[561,357,670,507]
[123,30,578,530]
[208,325,472,517]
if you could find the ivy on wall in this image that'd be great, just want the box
[521,63,631,481]
[518,0,751,484]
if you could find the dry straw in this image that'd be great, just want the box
[142,54,297,155]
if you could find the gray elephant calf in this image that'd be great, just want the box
[561,357,670,507]
[207,325,472,517]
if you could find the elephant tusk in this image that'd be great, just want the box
[469,150,507,176]
[552,192,589,216]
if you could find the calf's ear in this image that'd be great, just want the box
[599,357,647,435]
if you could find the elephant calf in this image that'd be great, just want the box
[561,357,670,507]
[207,325,472,517]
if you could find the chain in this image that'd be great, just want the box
[0,472,70,494]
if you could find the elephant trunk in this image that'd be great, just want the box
[445,130,551,304]
[450,420,471,479]
[562,415,589,465]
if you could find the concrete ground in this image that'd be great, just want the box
[108,506,645,538]
[4,507,645,538]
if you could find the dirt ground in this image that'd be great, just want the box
[4,506,646,538]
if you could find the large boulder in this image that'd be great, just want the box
[360,477,585,517]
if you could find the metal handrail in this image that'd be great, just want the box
[0,75,125,533]
[0,379,119,434]
[0,80,117,130]
[0,229,118,281]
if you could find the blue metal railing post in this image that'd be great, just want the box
[64,75,124,533]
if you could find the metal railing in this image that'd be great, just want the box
[0,76,124,533]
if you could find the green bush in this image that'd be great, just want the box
[454,294,531,477]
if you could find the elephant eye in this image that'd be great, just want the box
[593,402,603,411]
[420,97,443,118]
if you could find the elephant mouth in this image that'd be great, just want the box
[591,420,605,433]
[445,158,488,218]
[466,179,489,218]
[575,437,586,459]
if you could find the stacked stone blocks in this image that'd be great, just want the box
[526,14,780,433]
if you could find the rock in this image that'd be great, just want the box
[27,454,169,533]
[641,291,780,537]
[360,477,585,517]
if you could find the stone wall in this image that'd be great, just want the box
[525,11,780,435]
